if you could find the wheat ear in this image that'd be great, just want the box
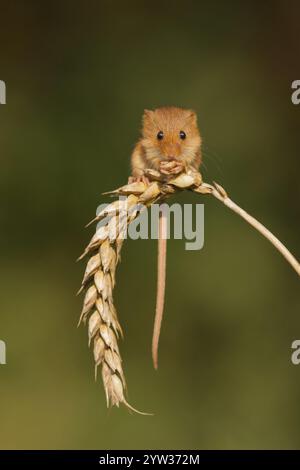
[77,194,149,414]
[78,169,299,413]
[77,182,171,414]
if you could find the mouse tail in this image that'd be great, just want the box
[152,206,168,370]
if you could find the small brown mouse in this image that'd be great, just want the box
[130,107,202,369]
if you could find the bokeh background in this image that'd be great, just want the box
[0,0,299,450]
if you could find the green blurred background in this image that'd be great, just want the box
[0,0,299,450]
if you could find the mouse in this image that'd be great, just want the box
[130,106,202,369]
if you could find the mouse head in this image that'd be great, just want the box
[141,107,201,168]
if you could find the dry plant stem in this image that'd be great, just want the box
[152,207,168,370]
[206,183,300,276]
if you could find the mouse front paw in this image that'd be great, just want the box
[128,175,150,185]
[159,160,185,176]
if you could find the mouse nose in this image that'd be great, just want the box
[165,142,180,160]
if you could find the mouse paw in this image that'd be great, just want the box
[128,175,150,185]
[160,160,185,176]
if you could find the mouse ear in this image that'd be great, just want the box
[143,109,154,119]
[186,109,197,124]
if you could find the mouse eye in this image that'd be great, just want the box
[157,131,164,140]
[179,130,186,140]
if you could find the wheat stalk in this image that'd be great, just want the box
[195,182,300,276]
[78,169,300,413]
